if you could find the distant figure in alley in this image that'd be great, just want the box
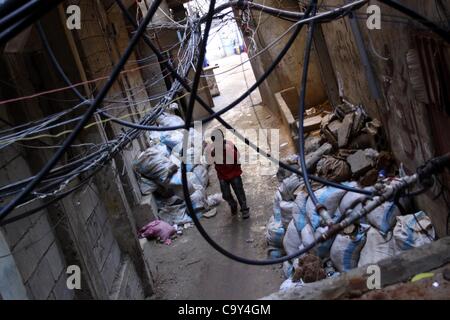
[205,128,250,219]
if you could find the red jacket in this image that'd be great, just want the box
[206,141,242,181]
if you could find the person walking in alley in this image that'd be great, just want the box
[205,128,250,219]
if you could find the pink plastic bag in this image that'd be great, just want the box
[138,220,176,245]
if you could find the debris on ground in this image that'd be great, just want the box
[133,112,223,243]
[138,220,176,245]
[266,100,437,287]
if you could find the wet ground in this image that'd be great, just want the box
[145,53,295,299]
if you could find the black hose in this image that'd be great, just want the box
[297,0,320,207]
[379,0,450,44]
[0,0,64,45]
[36,21,89,103]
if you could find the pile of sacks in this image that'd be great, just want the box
[265,102,437,288]
[133,110,222,227]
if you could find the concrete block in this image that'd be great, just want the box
[305,143,333,170]
[347,149,375,176]
[29,214,54,259]
[85,209,104,245]
[72,187,96,222]
[338,112,355,147]
[12,231,40,282]
[94,220,115,269]
[2,214,33,248]
[110,258,145,300]
[27,258,55,300]
[44,242,65,281]
[101,243,122,294]
[303,116,323,133]
[52,273,75,300]
[0,231,28,299]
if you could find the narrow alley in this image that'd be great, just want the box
[147,54,292,299]
[0,0,450,306]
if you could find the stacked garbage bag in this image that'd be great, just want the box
[265,102,437,289]
[133,109,222,230]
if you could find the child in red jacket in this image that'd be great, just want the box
[205,129,250,219]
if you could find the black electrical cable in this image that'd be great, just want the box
[0,0,39,30]
[0,0,164,222]
[36,21,89,103]
[297,0,320,208]
[0,0,28,17]
[378,0,450,44]
[0,166,103,226]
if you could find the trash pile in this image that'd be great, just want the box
[133,108,222,242]
[265,102,437,289]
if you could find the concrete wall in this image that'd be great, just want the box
[234,0,328,115]
[0,0,164,299]
[319,0,450,236]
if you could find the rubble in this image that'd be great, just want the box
[265,99,437,287]
[305,143,333,170]
[316,156,351,183]
[346,148,379,176]
[337,112,354,147]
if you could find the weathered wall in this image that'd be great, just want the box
[0,0,163,299]
[235,0,328,116]
[319,0,450,236]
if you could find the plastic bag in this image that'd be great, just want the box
[193,165,209,188]
[393,211,435,252]
[152,143,170,158]
[158,203,192,225]
[138,176,159,195]
[283,220,302,256]
[156,112,184,127]
[160,130,184,150]
[280,200,296,229]
[330,225,368,272]
[339,189,371,216]
[206,193,222,207]
[279,278,304,291]
[292,191,308,232]
[305,184,350,230]
[283,261,294,279]
[190,189,207,211]
[279,175,302,202]
[316,156,351,183]
[134,147,178,184]
[358,227,395,267]
[314,226,336,259]
[273,190,283,220]
[266,215,285,248]
[367,202,400,235]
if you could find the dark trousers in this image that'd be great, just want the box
[219,176,249,213]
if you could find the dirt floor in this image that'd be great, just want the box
[145,53,295,300]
